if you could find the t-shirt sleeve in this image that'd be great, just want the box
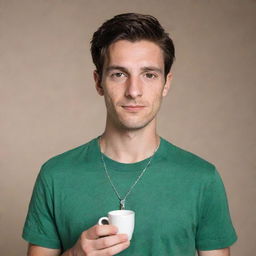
[195,168,238,250]
[22,165,61,249]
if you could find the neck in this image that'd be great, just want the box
[99,121,160,164]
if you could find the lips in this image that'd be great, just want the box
[122,105,145,112]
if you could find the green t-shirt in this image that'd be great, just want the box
[22,137,237,255]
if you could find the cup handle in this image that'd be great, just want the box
[98,217,109,225]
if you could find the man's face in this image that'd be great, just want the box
[94,40,172,131]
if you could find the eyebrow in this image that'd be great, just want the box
[105,65,163,74]
[106,66,128,73]
[142,66,163,74]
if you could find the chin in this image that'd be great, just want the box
[118,118,155,131]
[120,125,147,131]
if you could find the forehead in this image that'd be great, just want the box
[104,40,165,69]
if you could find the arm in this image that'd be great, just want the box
[196,169,237,254]
[27,225,129,256]
[27,244,60,256]
[198,247,230,256]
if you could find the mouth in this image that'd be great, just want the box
[121,105,145,112]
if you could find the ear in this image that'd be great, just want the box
[94,70,104,96]
[162,72,173,97]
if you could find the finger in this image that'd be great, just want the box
[97,240,130,255]
[86,225,118,240]
[93,234,128,250]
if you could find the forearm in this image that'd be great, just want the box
[198,247,230,256]
[60,249,72,256]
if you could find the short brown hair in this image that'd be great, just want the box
[90,13,175,79]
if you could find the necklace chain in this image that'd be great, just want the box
[99,137,159,209]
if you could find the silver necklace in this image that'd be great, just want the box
[99,137,159,210]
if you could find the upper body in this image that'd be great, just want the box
[23,137,237,255]
[23,13,237,256]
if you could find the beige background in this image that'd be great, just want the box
[0,0,255,255]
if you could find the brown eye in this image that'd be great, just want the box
[111,72,125,78]
[145,73,157,79]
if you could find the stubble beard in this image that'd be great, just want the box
[107,102,162,132]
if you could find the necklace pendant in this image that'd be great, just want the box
[120,199,125,210]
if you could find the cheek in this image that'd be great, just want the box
[104,90,119,109]
[151,92,164,110]
[152,89,164,102]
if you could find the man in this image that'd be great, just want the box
[23,13,237,256]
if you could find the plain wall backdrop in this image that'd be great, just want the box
[0,0,255,255]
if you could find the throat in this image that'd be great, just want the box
[99,134,160,164]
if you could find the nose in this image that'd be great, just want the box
[125,76,143,99]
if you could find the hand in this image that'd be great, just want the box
[68,224,130,256]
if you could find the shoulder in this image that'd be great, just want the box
[39,137,98,179]
[159,137,217,182]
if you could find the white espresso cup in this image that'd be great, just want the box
[98,210,135,240]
